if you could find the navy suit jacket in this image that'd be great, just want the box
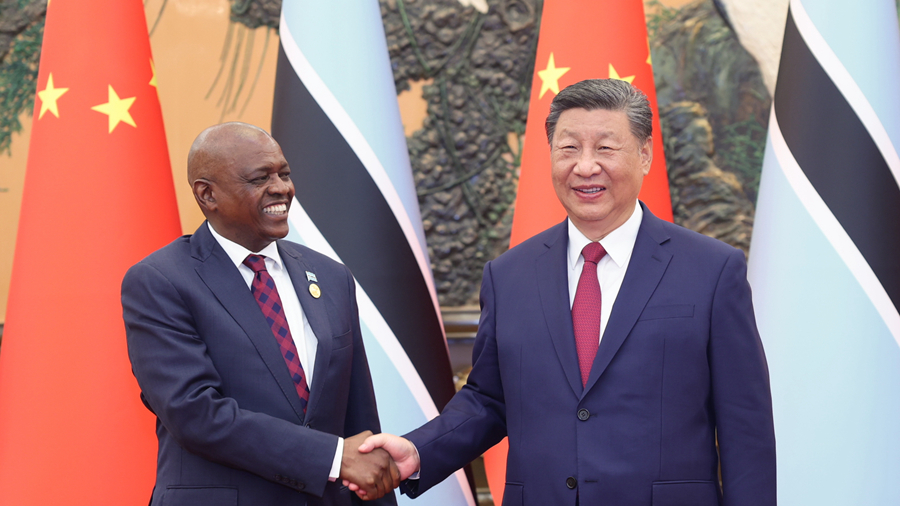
[404,204,775,506]
[122,223,396,506]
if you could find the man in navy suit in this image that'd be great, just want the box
[354,79,776,505]
[122,122,398,505]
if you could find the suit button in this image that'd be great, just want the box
[566,477,577,489]
[577,408,590,421]
[297,482,305,490]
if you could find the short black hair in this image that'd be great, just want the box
[545,79,652,144]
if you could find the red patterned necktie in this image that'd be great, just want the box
[572,242,607,387]
[243,254,310,412]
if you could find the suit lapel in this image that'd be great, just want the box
[191,225,308,422]
[536,222,584,397]
[583,207,672,394]
[279,243,333,419]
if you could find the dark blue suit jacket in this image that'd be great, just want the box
[122,223,396,506]
[404,204,775,506]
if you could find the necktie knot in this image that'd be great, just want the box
[243,254,268,274]
[582,242,607,265]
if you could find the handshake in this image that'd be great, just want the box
[339,431,419,501]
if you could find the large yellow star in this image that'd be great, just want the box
[538,53,570,99]
[91,85,137,133]
[608,64,635,84]
[37,73,69,119]
[149,59,157,87]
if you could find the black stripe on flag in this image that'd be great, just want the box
[775,9,900,315]
[271,46,456,411]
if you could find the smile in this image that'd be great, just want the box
[575,186,605,194]
[263,203,288,215]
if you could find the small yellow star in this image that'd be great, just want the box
[608,64,635,84]
[149,59,157,88]
[37,73,69,119]
[538,53,570,99]
[91,85,137,133]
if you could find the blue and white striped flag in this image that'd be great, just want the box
[270,2,473,505]
[748,0,900,503]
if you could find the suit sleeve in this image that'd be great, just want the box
[122,261,337,497]
[402,260,508,497]
[708,248,777,506]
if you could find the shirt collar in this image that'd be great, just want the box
[567,201,643,269]
[207,222,284,271]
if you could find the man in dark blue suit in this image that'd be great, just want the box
[355,79,776,505]
[122,122,398,505]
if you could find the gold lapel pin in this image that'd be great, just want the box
[309,283,321,299]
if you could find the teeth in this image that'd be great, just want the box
[264,203,287,214]
[577,188,603,194]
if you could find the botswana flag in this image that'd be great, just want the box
[748,0,900,503]
[270,2,473,504]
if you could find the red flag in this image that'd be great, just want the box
[486,1,674,502]
[0,1,180,504]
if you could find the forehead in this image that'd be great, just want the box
[555,108,631,139]
[220,134,286,174]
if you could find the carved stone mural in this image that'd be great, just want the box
[382,0,540,305]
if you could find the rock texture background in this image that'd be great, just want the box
[651,0,769,255]
[0,0,45,154]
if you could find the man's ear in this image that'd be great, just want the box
[193,179,216,212]
[640,136,653,176]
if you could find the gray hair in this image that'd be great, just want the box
[544,79,652,144]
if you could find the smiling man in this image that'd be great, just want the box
[356,80,776,506]
[122,122,398,506]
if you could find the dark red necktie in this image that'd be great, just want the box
[572,242,607,387]
[243,254,310,412]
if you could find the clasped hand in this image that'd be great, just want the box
[341,432,421,500]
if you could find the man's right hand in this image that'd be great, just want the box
[339,431,400,501]
[358,433,420,481]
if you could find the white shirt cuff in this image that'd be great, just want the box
[408,444,421,480]
[329,437,344,481]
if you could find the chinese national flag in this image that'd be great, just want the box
[0,1,180,504]
[487,1,673,503]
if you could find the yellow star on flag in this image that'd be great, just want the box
[149,59,157,87]
[37,73,69,119]
[608,64,635,84]
[91,85,137,133]
[538,53,570,99]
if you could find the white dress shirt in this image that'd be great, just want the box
[207,223,343,479]
[566,202,643,342]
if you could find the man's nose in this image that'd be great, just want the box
[572,151,602,177]
[268,175,292,194]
